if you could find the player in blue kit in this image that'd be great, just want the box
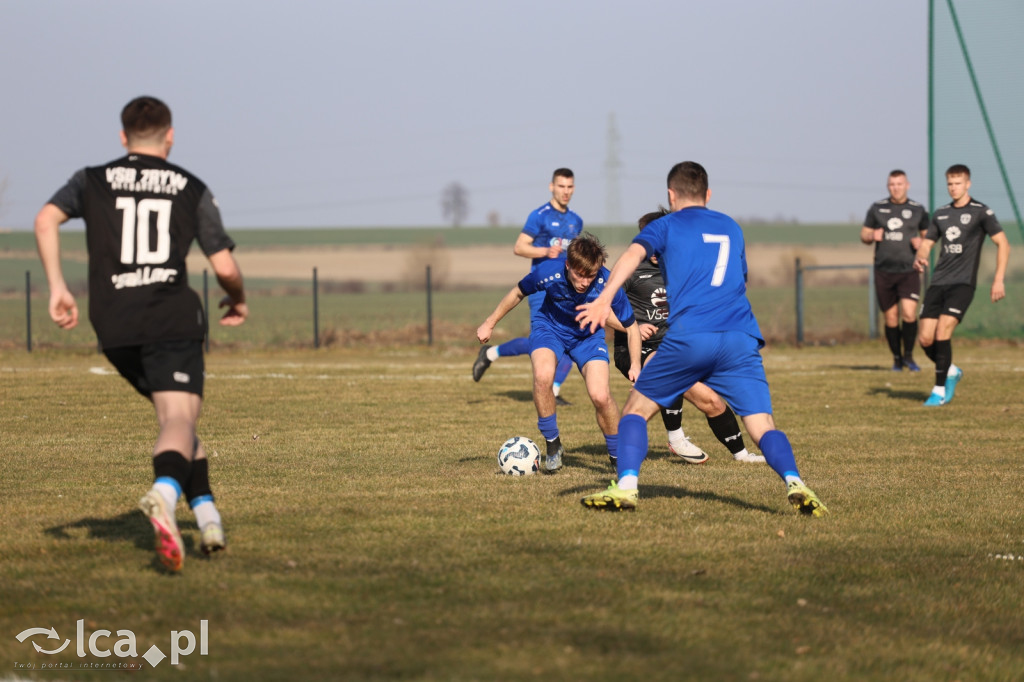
[477,233,641,473]
[614,208,764,464]
[576,162,827,515]
[473,169,582,405]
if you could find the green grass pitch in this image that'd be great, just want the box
[2,341,1023,681]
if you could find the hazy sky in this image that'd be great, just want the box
[0,0,928,230]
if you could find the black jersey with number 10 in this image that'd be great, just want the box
[48,154,236,349]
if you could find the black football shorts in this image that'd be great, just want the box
[919,283,976,322]
[104,339,205,399]
[874,270,921,311]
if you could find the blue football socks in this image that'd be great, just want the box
[537,413,559,442]
[616,414,649,480]
[604,433,619,459]
[496,337,530,357]
[759,430,800,482]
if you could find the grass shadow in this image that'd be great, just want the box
[558,482,779,514]
[44,511,199,559]
[868,386,930,402]
[496,389,534,403]
[564,451,617,475]
[823,364,895,371]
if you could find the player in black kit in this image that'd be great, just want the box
[612,209,764,464]
[34,96,248,572]
[861,170,929,371]
[914,164,1010,406]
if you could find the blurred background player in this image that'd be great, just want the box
[614,208,764,464]
[477,233,640,473]
[34,96,249,572]
[577,162,826,516]
[914,164,1010,406]
[860,170,929,371]
[473,168,582,405]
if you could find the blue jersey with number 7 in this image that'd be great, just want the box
[633,206,762,343]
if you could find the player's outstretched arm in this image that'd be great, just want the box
[990,232,1010,303]
[477,286,525,344]
[34,203,78,330]
[208,248,248,326]
[576,243,647,333]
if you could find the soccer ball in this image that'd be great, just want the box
[497,436,540,476]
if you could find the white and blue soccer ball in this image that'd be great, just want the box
[497,436,540,476]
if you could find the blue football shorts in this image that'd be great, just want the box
[633,330,772,416]
[530,320,610,370]
[527,290,545,327]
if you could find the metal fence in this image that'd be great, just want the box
[794,258,877,345]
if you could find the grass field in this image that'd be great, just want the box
[2,341,1023,681]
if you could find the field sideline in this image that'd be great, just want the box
[4,223,1021,347]
[2,342,1023,681]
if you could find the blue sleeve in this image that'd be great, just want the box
[633,221,663,258]
[611,288,636,327]
[518,270,540,296]
[522,208,542,238]
[632,236,656,259]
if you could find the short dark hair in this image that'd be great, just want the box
[552,168,574,182]
[666,161,708,201]
[946,164,971,178]
[121,96,172,145]
[566,232,606,276]
[889,169,907,178]
[637,207,669,232]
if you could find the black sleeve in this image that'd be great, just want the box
[47,169,88,218]
[863,205,879,229]
[195,188,236,256]
[981,207,1004,238]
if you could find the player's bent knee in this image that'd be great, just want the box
[702,396,726,415]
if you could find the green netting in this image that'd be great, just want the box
[929,0,1024,338]
[930,0,1024,237]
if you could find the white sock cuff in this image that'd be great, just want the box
[192,500,222,530]
[618,475,639,491]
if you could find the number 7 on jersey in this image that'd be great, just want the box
[702,233,730,287]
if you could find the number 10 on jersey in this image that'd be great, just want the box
[117,197,172,265]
